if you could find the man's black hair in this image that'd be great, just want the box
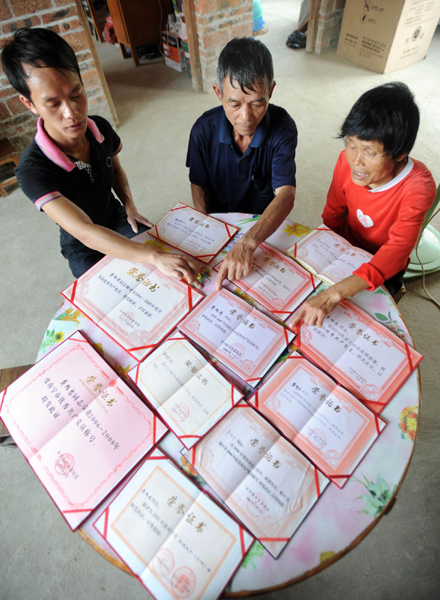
[339,82,419,160]
[1,27,82,102]
[217,37,273,95]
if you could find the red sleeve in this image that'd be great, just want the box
[322,152,348,235]
[353,168,436,289]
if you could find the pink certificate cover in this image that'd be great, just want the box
[292,299,423,413]
[184,402,329,558]
[0,331,168,531]
[178,288,294,387]
[128,333,244,449]
[214,242,319,320]
[148,202,238,263]
[93,448,254,600]
[248,352,386,487]
[61,254,204,362]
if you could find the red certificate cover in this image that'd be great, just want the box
[128,333,244,449]
[0,331,167,531]
[178,288,294,387]
[93,448,255,600]
[215,242,319,319]
[61,254,204,363]
[148,202,238,263]
[291,299,423,413]
[248,352,386,487]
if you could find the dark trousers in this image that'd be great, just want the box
[383,270,405,297]
[67,214,149,279]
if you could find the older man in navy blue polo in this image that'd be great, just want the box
[187,37,297,289]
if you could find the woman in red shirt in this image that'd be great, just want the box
[291,82,436,328]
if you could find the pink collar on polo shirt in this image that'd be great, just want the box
[34,117,105,172]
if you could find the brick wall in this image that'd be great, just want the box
[194,0,253,91]
[315,0,346,54]
[0,0,115,154]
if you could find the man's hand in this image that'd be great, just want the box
[153,252,203,290]
[126,205,153,233]
[289,274,370,329]
[215,239,256,289]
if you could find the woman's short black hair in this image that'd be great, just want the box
[1,27,82,102]
[217,37,274,95]
[339,82,420,160]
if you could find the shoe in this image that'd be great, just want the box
[286,30,306,49]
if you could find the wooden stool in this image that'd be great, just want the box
[0,138,19,197]
[0,364,32,445]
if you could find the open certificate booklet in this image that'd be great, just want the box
[61,255,204,362]
[215,242,319,320]
[128,334,244,449]
[248,352,386,487]
[148,202,238,263]
[291,300,423,413]
[0,332,167,530]
[93,449,254,600]
[286,226,373,285]
[184,402,329,558]
[178,289,294,387]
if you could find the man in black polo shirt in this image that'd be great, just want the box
[186,37,297,289]
[2,28,201,286]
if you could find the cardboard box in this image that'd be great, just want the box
[161,31,186,72]
[337,0,440,74]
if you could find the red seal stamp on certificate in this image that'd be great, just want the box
[172,567,196,598]
[119,311,135,326]
[153,549,174,577]
[307,428,327,449]
[171,403,189,422]
[55,453,74,476]
[246,492,268,518]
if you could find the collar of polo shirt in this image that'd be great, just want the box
[218,107,272,148]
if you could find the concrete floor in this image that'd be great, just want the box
[1,1,440,598]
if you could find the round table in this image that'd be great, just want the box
[37,214,421,595]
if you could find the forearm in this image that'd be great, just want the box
[190,183,210,214]
[113,163,136,210]
[241,186,295,249]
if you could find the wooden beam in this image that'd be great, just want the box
[182,0,203,93]
[306,0,320,54]
[74,0,119,125]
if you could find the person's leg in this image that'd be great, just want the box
[67,248,105,279]
[113,209,150,240]
[383,270,405,297]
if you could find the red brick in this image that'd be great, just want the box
[81,68,100,89]
[62,30,88,53]
[41,7,74,24]
[230,5,252,18]
[7,95,28,115]
[0,3,12,20]
[77,50,92,63]
[9,0,52,18]
[196,0,217,16]
[217,0,247,9]
[200,29,228,50]
[0,101,11,121]
[89,95,105,109]
[45,24,61,34]
[2,16,41,35]
[231,22,252,37]
[0,85,15,100]
[62,18,81,32]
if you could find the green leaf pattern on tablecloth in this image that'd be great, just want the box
[373,311,407,341]
[40,328,65,352]
[240,541,265,571]
[353,474,397,518]
[55,307,83,325]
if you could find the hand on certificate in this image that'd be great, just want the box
[125,205,154,233]
[289,275,370,328]
[215,239,256,289]
[154,252,203,289]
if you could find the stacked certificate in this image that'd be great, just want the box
[215,242,319,320]
[148,202,238,263]
[61,254,204,362]
[0,331,167,530]
[93,449,254,600]
[290,299,423,413]
[286,226,373,285]
[248,352,386,487]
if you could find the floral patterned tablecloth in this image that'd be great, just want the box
[37,215,420,594]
